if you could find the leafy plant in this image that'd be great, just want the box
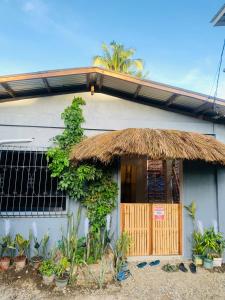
[202,227,225,258]
[192,231,204,256]
[0,235,15,257]
[55,257,70,278]
[42,233,50,258]
[184,201,196,222]
[15,234,30,257]
[47,97,118,264]
[93,41,146,78]
[114,232,131,273]
[39,259,55,277]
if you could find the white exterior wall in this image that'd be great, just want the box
[0,91,225,257]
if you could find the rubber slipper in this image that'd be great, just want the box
[179,263,188,272]
[189,263,197,273]
[149,260,160,266]
[137,262,147,268]
[117,270,131,281]
[162,264,178,272]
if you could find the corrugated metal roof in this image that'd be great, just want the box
[0,66,225,123]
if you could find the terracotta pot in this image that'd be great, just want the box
[0,257,10,271]
[14,255,27,271]
[43,274,55,285]
[31,256,43,269]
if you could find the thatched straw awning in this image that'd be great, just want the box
[70,128,225,165]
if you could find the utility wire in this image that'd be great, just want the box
[213,39,225,112]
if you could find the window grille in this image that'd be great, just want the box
[147,159,180,203]
[0,146,67,217]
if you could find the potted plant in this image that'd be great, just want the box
[202,228,221,269]
[213,231,225,267]
[0,235,15,271]
[31,233,50,269]
[192,231,204,266]
[203,253,214,269]
[14,234,30,271]
[39,259,55,285]
[54,257,70,288]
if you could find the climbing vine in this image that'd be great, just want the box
[47,97,118,249]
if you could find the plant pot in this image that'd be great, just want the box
[204,258,213,270]
[55,275,69,288]
[0,256,10,271]
[42,274,55,285]
[193,255,203,266]
[31,256,43,269]
[14,255,27,271]
[213,257,223,267]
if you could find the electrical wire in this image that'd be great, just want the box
[213,39,225,112]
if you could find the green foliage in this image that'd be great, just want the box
[192,231,204,256]
[0,235,15,257]
[192,227,225,258]
[55,257,70,278]
[47,97,118,264]
[114,232,131,273]
[15,234,30,257]
[93,41,147,78]
[39,259,55,277]
[184,201,196,221]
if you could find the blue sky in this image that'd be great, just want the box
[0,0,225,98]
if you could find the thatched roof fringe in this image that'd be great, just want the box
[70,128,225,165]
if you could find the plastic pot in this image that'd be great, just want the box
[204,258,213,269]
[213,257,223,267]
[193,255,203,266]
[0,257,10,271]
[42,274,55,285]
[14,255,27,271]
[55,275,69,288]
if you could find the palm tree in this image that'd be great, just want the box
[93,41,145,78]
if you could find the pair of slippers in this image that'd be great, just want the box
[162,262,196,273]
[179,262,196,273]
[137,260,160,268]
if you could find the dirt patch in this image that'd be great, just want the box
[1,260,225,299]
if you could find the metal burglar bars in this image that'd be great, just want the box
[0,146,67,217]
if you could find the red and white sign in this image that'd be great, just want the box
[153,206,165,221]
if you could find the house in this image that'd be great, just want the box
[211,4,225,26]
[1,66,225,258]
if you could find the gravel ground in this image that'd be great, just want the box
[1,260,225,300]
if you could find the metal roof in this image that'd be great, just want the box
[0,66,225,123]
[211,4,225,26]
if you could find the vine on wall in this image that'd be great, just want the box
[47,97,118,256]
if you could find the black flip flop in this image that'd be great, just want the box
[137,262,147,268]
[189,263,197,273]
[179,263,188,272]
[149,260,160,266]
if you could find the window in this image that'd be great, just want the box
[0,148,67,217]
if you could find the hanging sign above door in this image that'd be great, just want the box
[153,205,165,221]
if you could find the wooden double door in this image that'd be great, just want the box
[120,203,182,256]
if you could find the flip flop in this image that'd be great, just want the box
[179,263,188,272]
[189,263,197,273]
[137,262,147,268]
[149,260,160,266]
[117,270,131,281]
[162,264,178,272]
